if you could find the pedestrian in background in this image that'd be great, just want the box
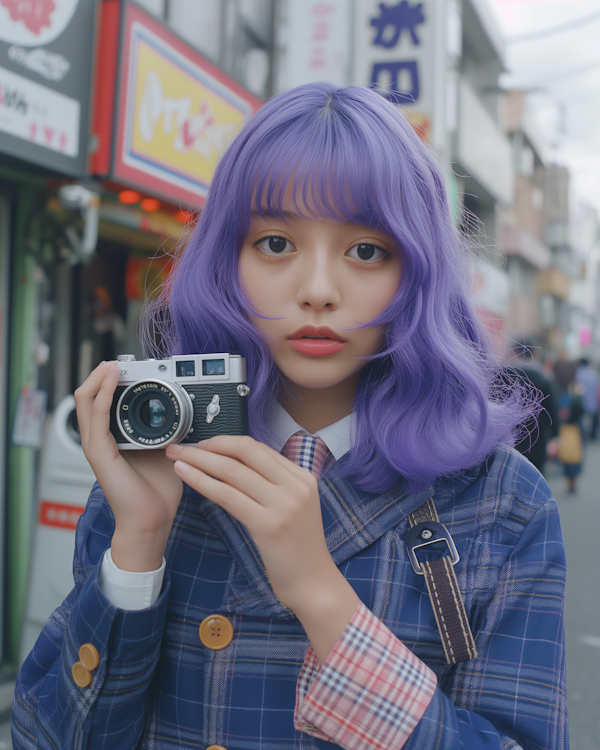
[509,342,559,476]
[558,381,585,493]
[553,351,578,397]
[575,358,600,441]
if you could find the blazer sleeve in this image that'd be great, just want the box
[296,496,568,750]
[11,483,172,750]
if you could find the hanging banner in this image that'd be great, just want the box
[0,0,97,175]
[352,0,445,144]
[113,2,260,207]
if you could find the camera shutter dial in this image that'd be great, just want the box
[206,395,220,424]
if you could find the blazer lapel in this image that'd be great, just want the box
[196,458,445,617]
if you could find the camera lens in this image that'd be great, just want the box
[140,398,168,429]
[116,380,194,448]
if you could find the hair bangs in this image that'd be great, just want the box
[239,106,391,234]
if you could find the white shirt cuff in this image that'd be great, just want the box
[98,547,166,610]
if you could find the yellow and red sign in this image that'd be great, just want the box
[113,2,260,207]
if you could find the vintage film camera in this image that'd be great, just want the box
[109,353,249,449]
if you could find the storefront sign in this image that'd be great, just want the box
[353,0,440,143]
[113,2,259,207]
[0,0,97,175]
[0,65,79,156]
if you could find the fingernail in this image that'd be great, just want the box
[197,440,208,448]
[167,444,182,454]
[174,460,190,474]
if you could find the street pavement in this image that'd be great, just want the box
[0,446,598,749]
[546,439,600,750]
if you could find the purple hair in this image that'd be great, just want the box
[142,82,535,493]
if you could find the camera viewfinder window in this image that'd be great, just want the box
[203,359,225,376]
[176,360,196,377]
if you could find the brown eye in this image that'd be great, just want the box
[347,243,389,263]
[255,236,294,256]
[268,237,287,253]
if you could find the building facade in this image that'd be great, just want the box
[3,0,263,668]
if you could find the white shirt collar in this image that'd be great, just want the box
[265,400,355,461]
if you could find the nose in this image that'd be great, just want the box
[295,252,341,311]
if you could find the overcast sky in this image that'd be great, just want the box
[492,0,600,215]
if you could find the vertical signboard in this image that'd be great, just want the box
[0,0,97,175]
[353,0,445,147]
[113,2,260,208]
[277,0,350,90]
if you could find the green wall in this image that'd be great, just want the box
[4,178,42,665]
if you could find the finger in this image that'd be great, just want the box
[87,364,121,455]
[74,361,112,447]
[167,444,278,505]
[190,434,310,483]
[173,460,263,527]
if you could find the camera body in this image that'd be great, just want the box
[109,353,249,449]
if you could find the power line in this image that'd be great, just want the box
[506,10,600,43]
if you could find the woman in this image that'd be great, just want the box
[13,83,567,750]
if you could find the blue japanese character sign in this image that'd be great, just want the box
[353,0,434,141]
[370,1,425,47]
[369,1,425,104]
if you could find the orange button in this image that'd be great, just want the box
[79,643,100,671]
[72,661,92,687]
[206,746,228,750]
[199,614,234,650]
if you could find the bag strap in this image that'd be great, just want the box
[407,497,477,665]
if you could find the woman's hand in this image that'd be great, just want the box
[166,436,359,661]
[75,362,183,571]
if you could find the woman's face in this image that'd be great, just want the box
[238,197,402,399]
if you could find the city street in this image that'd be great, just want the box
[546,440,600,750]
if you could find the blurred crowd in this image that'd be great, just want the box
[508,345,599,493]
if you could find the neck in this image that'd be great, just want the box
[279,375,358,434]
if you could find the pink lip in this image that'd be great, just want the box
[289,325,346,342]
[288,325,346,357]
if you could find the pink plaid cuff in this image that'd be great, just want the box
[294,601,437,750]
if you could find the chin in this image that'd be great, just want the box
[281,369,359,392]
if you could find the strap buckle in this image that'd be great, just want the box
[406,521,460,575]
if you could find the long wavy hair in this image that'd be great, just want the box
[142,82,535,493]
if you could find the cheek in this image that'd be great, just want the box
[238,251,262,307]
[239,252,290,317]
[356,268,401,322]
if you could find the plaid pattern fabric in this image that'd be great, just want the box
[295,602,436,749]
[12,445,568,750]
[282,431,331,479]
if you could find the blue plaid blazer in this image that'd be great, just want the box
[12,445,568,750]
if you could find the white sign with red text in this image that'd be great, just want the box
[0,64,79,156]
[277,0,350,90]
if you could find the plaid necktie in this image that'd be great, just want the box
[281,431,332,480]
